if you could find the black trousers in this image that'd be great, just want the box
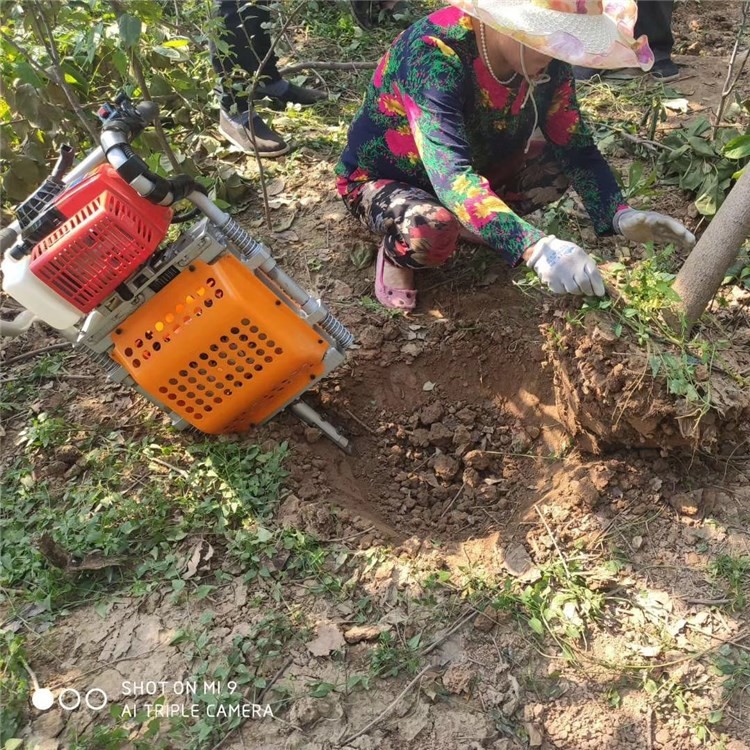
[211,0,282,114]
[636,0,675,62]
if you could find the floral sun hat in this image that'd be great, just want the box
[447,0,654,71]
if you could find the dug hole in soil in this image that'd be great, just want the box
[272,230,750,549]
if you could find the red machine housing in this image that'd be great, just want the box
[30,165,172,313]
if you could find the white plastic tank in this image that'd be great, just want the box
[2,251,82,330]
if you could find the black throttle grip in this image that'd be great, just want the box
[0,226,18,253]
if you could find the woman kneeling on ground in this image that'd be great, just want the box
[335,0,695,311]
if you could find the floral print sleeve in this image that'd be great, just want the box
[541,64,628,235]
[395,36,545,266]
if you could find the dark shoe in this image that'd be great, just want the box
[651,58,680,81]
[572,66,603,81]
[218,109,289,158]
[256,81,327,106]
[349,0,377,29]
[349,0,408,30]
[605,67,644,80]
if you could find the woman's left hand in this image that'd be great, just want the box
[614,208,696,250]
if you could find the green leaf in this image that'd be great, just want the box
[5,740,24,750]
[686,136,717,158]
[169,629,188,645]
[118,13,142,50]
[708,709,723,724]
[723,134,750,160]
[153,45,189,61]
[309,682,336,698]
[195,585,214,600]
[528,617,544,636]
[256,527,273,543]
[14,61,44,88]
[171,578,186,595]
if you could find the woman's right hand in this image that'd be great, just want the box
[524,235,606,297]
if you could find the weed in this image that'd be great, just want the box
[369,630,422,679]
[656,114,750,216]
[516,560,605,657]
[0,439,288,611]
[709,554,750,610]
[360,296,404,318]
[0,631,29,745]
[573,248,741,417]
[16,412,70,450]
[712,645,750,702]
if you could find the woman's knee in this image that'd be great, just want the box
[402,203,460,266]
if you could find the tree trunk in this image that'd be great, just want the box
[672,167,750,329]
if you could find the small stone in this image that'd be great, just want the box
[288,697,323,728]
[344,624,389,644]
[503,543,535,577]
[434,454,460,481]
[452,425,472,448]
[526,426,540,440]
[442,662,475,694]
[456,407,477,426]
[330,280,352,300]
[428,422,453,448]
[463,450,490,471]
[305,428,322,444]
[474,605,497,633]
[669,489,703,516]
[524,723,543,747]
[420,402,445,426]
[462,467,481,488]
[655,728,671,746]
[409,429,431,448]
[358,325,384,349]
[401,342,423,357]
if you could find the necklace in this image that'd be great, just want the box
[479,22,517,86]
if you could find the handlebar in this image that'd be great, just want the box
[98,95,205,207]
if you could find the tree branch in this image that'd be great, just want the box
[28,0,100,144]
[242,1,307,232]
[109,0,183,175]
[279,60,378,76]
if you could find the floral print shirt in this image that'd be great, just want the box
[336,5,628,266]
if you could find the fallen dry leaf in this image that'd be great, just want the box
[306,622,345,657]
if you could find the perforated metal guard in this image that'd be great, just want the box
[111,255,329,433]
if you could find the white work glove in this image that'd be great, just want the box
[614,208,696,250]
[525,235,606,297]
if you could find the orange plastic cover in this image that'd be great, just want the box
[111,256,328,433]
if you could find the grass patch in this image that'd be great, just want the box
[0,435,288,612]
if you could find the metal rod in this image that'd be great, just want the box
[291,401,351,454]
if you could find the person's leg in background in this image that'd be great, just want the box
[574,0,678,82]
[349,1,409,31]
[211,0,326,157]
[635,0,679,80]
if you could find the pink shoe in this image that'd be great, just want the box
[374,242,416,311]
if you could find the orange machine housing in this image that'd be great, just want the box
[111,255,329,433]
